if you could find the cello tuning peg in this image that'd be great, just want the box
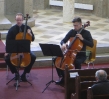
[26,14,30,18]
[24,14,30,20]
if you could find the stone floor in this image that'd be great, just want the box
[1,8,109,49]
[32,8,109,49]
[0,8,109,66]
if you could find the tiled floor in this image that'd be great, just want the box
[0,8,109,66]
[31,8,109,49]
[1,8,109,50]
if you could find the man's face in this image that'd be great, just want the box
[73,22,82,31]
[15,15,23,26]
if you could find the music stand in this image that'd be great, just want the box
[6,40,32,90]
[39,43,63,93]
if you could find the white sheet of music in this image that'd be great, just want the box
[70,72,79,78]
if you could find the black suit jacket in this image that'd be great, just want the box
[91,80,109,95]
[60,29,93,57]
[6,24,35,41]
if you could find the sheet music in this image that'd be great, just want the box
[70,72,79,78]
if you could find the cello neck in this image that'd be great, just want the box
[77,26,84,34]
[68,28,83,49]
[68,21,90,49]
[23,14,30,39]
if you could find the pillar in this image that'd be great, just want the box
[63,0,75,22]
[4,0,35,27]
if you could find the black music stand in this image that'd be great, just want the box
[6,40,32,90]
[39,43,63,93]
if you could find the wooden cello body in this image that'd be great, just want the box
[55,37,83,70]
[55,21,90,70]
[10,14,32,67]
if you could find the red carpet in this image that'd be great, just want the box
[0,38,65,99]
[0,64,109,99]
[0,68,64,99]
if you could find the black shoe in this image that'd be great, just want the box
[55,78,64,85]
[21,74,27,82]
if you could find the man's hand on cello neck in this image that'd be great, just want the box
[27,29,32,36]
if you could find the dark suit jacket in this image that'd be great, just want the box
[60,29,93,57]
[6,24,35,41]
[91,80,109,95]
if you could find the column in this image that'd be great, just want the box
[63,0,75,22]
[0,0,12,30]
[5,0,35,27]
[33,0,49,10]
[108,0,109,18]
[94,0,108,18]
[0,0,4,15]
[24,0,33,18]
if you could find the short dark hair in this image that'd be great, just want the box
[16,13,24,19]
[72,17,82,23]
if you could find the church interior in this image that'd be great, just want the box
[0,0,109,99]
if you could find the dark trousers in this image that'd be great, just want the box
[55,55,86,78]
[4,52,36,74]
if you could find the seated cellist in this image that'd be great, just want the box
[55,17,93,85]
[4,13,36,82]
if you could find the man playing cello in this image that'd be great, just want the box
[55,17,93,85]
[4,13,36,82]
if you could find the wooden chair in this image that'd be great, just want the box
[87,87,109,99]
[68,38,97,68]
[84,39,97,68]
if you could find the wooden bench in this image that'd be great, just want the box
[87,87,109,99]
[65,66,109,99]
[71,76,96,99]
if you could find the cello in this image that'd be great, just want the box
[55,21,90,70]
[10,14,32,67]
